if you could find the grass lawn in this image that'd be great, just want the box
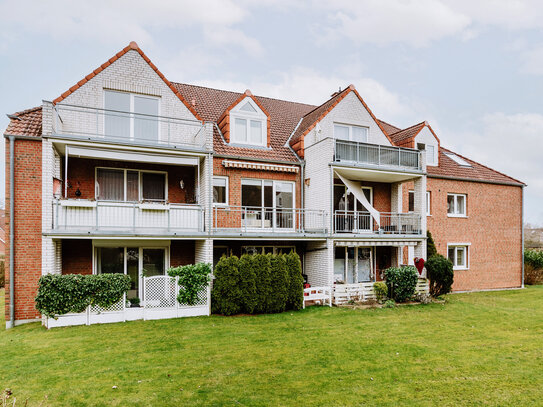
[1,287,543,406]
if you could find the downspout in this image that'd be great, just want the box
[9,135,15,328]
[521,185,525,289]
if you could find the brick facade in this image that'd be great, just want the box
[403,178,523,291]
[62,239,92,275]
[5,138,43,322]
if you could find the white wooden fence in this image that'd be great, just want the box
[303,278,429,307]
[44,276,210,329]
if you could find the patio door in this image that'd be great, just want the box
[334,246,373,284]
[96,245,167,304]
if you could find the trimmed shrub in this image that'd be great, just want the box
[253,254,272,314]
[168,262,212,306]
[425,254,454,297]
[238,254,258,313]
[35,273,131,319]
[384,266,418,303]
[373,281,388,302]
[524,250,543,284]
[285,251,303,310]
[427,231,438,259]
[211,255,242,315]
[268,254,289,313]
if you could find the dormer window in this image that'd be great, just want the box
[229,98,267,147]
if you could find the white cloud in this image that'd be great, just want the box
[520,45,543,75]
[0,0,257,53]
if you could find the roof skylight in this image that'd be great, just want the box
[444,152,472,167]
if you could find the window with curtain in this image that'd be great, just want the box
[96,168,166,202]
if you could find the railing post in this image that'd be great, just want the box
[133,202,136,233]
[167,206,171,232]
[95,203,98,230]
[243,206,247,232]
[55,199,59,230]
[378,145,381,166]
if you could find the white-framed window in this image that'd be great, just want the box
[230,98,267,146]
[447,193,467,217]
[426,145,435,165]
[95,167,167,202]
[334,123,368,143]
[104,90,160,142]
[408,190,431,215]
[241,179,294,209]
[213,176,228,205]
[448,244,470,270]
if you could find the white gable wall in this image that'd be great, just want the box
[414,127,439,166]
[51,49,206,147]
[306,91,391,148]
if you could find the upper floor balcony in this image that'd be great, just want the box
[334,139,422,172]
[212,205,328,236]
[50,103,208,151]
[333,211,422,235]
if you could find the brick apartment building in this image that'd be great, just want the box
[3,42,524,328]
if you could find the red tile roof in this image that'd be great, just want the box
[4,106,42,137]
[388,122,426,145]
[52,41,203,122]
[378,119,401,136]
[173,82,315,162]
[428,147,524,186]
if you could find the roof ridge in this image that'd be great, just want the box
[299,86,351,119]
[173,81,318,109]
[377,118,401,130]
[389,121,426,136]
[440,146,525,185]
[12,106,42,116]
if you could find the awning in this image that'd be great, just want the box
[66,145,199,166]
[335,240,418,247]
[335,170,380,227]
[222,160,299,173]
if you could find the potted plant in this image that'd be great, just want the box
[128,297,140,308]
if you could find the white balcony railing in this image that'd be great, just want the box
[51,103,207,150]
[335,140,421,170]
[52,199,204,234]
[334,211,421,235]
[213,205,327,234]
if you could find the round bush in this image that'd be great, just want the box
[426,254,454,297]
[384,266,418,303]
[373,281,388,302]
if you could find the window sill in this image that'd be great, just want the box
[453,267,469,271]
[447,214,468,218]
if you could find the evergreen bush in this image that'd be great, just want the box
[425,254,454,297]
[384,266,418,302]
[285,251,304,310]
[253,254,272,313]
[211,255,242,315]
[373,281,388,302]
[427,231,438,259]
[268,254,289,313]
[238,254,258,313]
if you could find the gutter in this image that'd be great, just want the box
[427,173,525,188]
[8,135,15,329]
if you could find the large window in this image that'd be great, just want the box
[213,176,228,205]
[230,99,267,146]
[334,124,368,143]
[447,193,466,217]
[408,191,431,215]
[95,245,168,302]
[241,179,295,229]
[448,244,469,270]
[104,90,159,142]
[96,168,167,202]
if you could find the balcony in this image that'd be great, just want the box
[52,199,205,235]
[212,206,327,235]
[334,211,422,235]
[51,103,207,150]
[334,140,422,171]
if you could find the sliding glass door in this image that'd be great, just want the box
[95,246,167,305]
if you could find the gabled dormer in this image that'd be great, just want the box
[218,90,271,148]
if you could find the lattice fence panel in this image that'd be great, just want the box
[144,276,177,309]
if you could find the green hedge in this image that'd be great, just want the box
[35,274,131,319]
[384,266,418,302]
[212,252,304,315]
[525,249,543,269]
[167,263,211,306]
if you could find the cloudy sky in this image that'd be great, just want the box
[1,0,542,224]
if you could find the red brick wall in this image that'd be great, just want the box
[66,158,197,203]
[402,178,523,291]
[170,240,195,267]
[62,240,92,275]
[4,138,42,322]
